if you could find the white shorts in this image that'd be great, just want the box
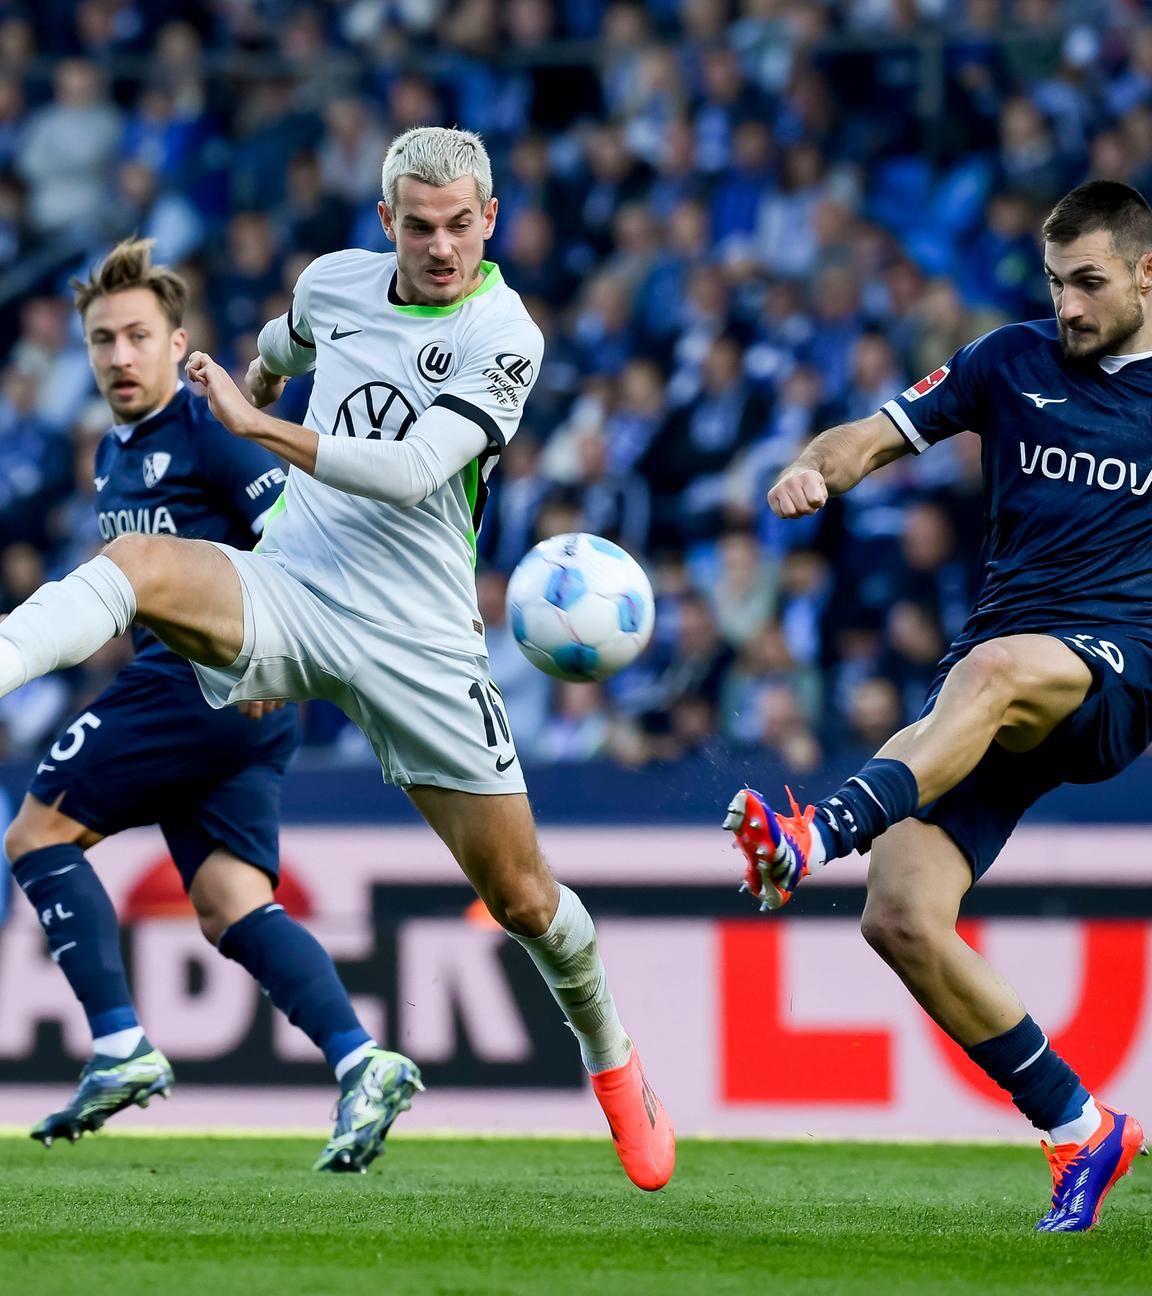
[193,544,526,796]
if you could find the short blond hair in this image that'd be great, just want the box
[71,237,187,329]
[381,126,493,210]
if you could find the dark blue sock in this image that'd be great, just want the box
[218,902,371,1073]
[966,1014,1088,1132]
[12,844,138,1039]
[812,758,920,861]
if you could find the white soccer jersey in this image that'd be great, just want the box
[255,250,543,654]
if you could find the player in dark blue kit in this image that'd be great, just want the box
[725,182,1152,1232]
[3,241,404,1170]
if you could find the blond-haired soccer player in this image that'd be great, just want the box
[0,128,674,1188]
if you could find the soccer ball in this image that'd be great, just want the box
[506,533,655,682]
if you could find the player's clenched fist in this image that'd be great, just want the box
[186,351,258,436]
[768,468,828,518]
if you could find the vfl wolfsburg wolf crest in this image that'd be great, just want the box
[142,452,172,488]
[332,382,417,441]
[417,341,453,383]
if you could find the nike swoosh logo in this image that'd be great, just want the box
[1022,392,1067,408]
[330,325,363,340]
[496,754,518,773]
[94,476,109,491]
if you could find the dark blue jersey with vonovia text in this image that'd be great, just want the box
[880,319,1152,657]
[93,384,287,666]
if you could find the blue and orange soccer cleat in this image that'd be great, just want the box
[723,786,815,911]
[1035,1101,1148,1232]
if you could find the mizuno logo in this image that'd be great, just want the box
[94,475,109,492]
[331,325,362,340]
[1022,392,1068,408]
[496,754,518,773]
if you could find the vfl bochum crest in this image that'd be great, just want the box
[142,452,172,488]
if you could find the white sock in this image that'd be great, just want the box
[93,1026,145,1059]
[1049,1094,1102,1146]
[509,884,632,1075]
[0,555,137,698]
[334,1039,377,1083]
[805,822,829,874]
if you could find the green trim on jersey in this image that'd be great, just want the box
[388,261,503,317]
[254,491,288,553]
[463,458,479,567]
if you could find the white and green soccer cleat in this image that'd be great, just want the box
[30,1044,173,1145]
[314,1048,424,1174]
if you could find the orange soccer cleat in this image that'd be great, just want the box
[589,1047,675,1191]
[723,785,816,910]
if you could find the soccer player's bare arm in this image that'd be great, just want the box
[769,411,910,517]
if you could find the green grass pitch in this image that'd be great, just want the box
[1,1135,1148,1296]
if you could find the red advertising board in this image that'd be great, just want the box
[1,826,1149,1138]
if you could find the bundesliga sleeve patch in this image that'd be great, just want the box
[901,365,950,402]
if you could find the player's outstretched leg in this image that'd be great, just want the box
[204,883,422,1173]
[7,839,173,1144]
[409,786,674,1191]
[510,884,675,1191]
[725,637,1097,907]
[0,534,249,702]
[0,555,137,700]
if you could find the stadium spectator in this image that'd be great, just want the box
[643,332,765,546]
[13,60,121,241]
[8,298,92,427]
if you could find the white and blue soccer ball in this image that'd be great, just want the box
[506,533,655,682]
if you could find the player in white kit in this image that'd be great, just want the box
[0,127,675,1188]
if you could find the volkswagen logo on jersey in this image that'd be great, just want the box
[417,341,454,383]
[142,452,172,488]
[332,381,417,441]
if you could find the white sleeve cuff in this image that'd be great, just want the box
[881,400,929,454]
[258,314,317,378]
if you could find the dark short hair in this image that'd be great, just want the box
[71,237,187,329]
[1042,181,1152,267]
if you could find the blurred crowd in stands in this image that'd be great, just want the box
[0,0,1149,771]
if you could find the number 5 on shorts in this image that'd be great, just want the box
[37,711,101,773]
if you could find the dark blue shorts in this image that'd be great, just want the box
[915,629,1152,880]
[29,658,299,889]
